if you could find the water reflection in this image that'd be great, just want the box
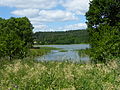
[35,44,90,62]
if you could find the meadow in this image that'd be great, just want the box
[0,47,120,90]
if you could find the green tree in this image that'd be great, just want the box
[86,0,120,62]
[7,17,34,47]
[0,17,33,60]
[86,0,120,27]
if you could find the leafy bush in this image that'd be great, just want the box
[86,0,120,62]
[89,25,120,63]
[0,17,33,60]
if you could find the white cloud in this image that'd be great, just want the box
[0,0,58,9]
[39,10,77,21]
[33,24,48,32]
[61,0,90,15]
[11,9,39,17]
[11,9,77,22]
[0,0,90,32]
[34,24,47,29]
[34,23,87,32]
[29,10,77,23]
[58,23,87,30]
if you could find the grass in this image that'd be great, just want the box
[0,47,120,89]
[59,50,68,52]
[0,58,120,90]
[77,49,91,57]
[28,47,59,57]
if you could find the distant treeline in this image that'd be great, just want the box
[33,30,89,44]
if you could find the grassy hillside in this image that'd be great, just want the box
[33,30,89,44]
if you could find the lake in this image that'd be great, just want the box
[35,44,90,62]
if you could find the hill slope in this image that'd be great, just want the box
[33,30,89,44]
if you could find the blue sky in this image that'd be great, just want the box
[0,0,90,32]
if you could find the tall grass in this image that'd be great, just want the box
[28,47,59,58]
[0,58,120,89]
[78,49,91,57]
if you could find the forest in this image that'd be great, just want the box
[33,30,89,44]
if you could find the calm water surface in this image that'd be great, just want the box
[35,44,90,62]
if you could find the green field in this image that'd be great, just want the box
[0,58,120,90]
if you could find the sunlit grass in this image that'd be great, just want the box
[0,58,120,89]
[28,47,59,57]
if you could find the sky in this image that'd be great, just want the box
[0,0,90,32]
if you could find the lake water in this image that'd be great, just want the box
[35,44,90,62]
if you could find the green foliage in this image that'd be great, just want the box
[0,17,33,59]
[0,59,120,89]
[78,49,90,57]
[86,0,120,62]
[33,30,89,44]
[89,25,120,63]
[86,0,120,27]
[28,47,58,57]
